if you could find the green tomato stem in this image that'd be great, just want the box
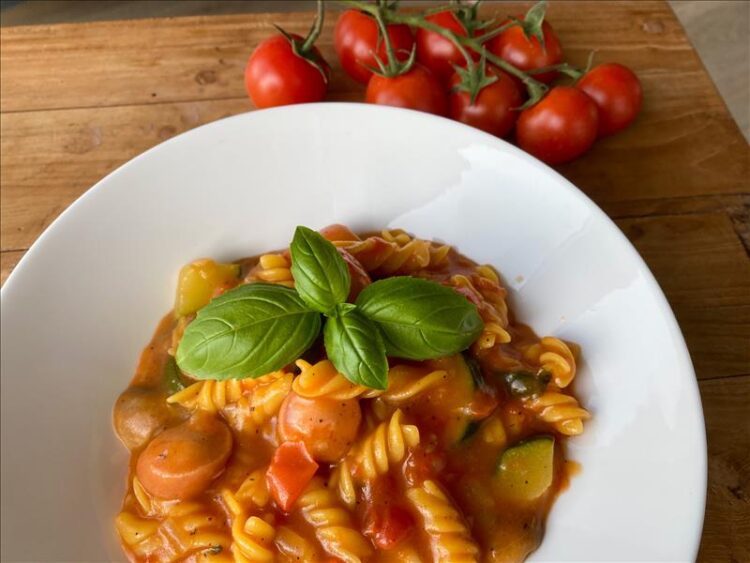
[301,0,326,53]
[340,0,547,103]
[371,3,400,75]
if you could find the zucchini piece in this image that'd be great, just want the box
[163,357,186,394]
[428,354,487,445]
[495,436,555,501]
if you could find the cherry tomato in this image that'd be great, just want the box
[245,34,329,109]
[278,392,361,463]
[516,86,599,165]
[449,67,523,138]
[136,413,232,500]
[416,10,475,83]
[577,63,642,137]
[334,9,414,85]
[366,65,448,116]
[487,18,563,84]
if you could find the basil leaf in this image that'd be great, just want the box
[323,305,388,389]
[290,226,351,314]
[176,283,321,380]
[356,277,484,360]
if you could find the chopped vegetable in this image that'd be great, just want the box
[162,357,185,394]
[495,436,555,501]
[365,504,415,550]
[174,259,239,317]
[500,369,551,399]
[266,441,319,511]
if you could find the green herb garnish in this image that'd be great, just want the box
[290,225,351,315]
[176,226,484,387]
[356,277,484,360]
[500,369,551,399]
[176,283,321,379]
[324,304,389,389]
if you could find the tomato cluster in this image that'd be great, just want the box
[243,1,642,166]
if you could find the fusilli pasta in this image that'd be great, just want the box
[246,253,294,287]
[329,458,357,510]
[275,526,317,561]
[296,477,373,563]
[230,514,276,563]
[352,408,420,482]
[406,480,479,563]
[336,230,449,276]
[524,388,590,435]
[293,360,446,405]
[521,337,578,388]
[448,271,511,349]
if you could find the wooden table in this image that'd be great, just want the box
[1,1,747,559]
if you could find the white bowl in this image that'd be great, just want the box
[0,103,705,561]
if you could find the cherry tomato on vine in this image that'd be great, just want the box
[244,34,329,109]
[334,9,414,85]
[516,86,599,165]
[449,66,523,138]
[577,63,642,137]
[366,64,447,116]
[487,18,563,84]
[416,10,476,83]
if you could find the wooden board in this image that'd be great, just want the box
[697,375,750,563]
[1,1,748,558]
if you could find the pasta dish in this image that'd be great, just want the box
[113,225,590,562]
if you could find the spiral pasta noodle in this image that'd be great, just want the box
[246,253,294,287]
[329,458,357,510]
[166,371,285,413]
[167,372,291,435]
[293,359,446,404]
[292,359,379,400]
[296,477,373,563]
[163,501,232,556]
[230,514,276,563]
[448,272,511,349]
[115,511,161,559]
[352,408,420,482]
[521,337,578,388]
[235,467,271,509]
[275,526,317,561]
[406,480,479,563]
[524,388,590,435]
[337,230,449,276]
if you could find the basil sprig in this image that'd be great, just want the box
[176,226,484,388]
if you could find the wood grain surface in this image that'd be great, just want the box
[1,1,748,560]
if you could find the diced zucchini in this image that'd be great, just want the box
[163,356,186,394]
[427,354,487,445]
[174,259,240,316]
[494,436,555,501]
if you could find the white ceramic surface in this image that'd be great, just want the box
[1,103,705,562]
